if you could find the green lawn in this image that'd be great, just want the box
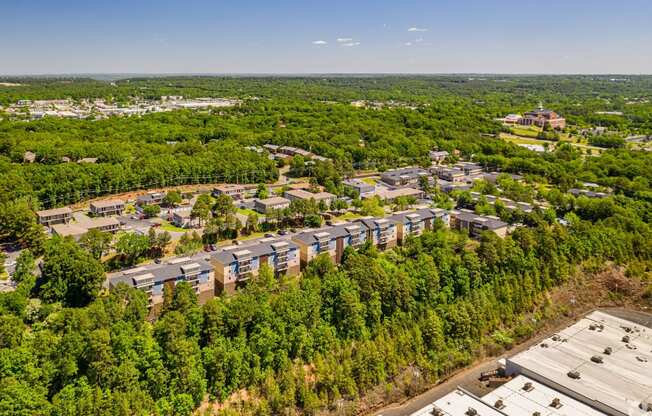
[237,208,259,216]
[361,177,377,185]
[333,211,364,221]
[510,126,541,138]
[159,221,188,233]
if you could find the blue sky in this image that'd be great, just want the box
[2,0,651,74]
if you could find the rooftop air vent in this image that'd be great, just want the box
[430,408,445,416]
[522,382,534,392]
[465,408,478,416]
[533,413,541,416]
[550,398,563,409]
[626,344,638,350]
[639,402,652,412]
[494,400,505,409]
[540,343,549,348]
[552,334,561,341]
[567,370,581,380]
[622,335,630,343]
[604,346,613,355]
[591,355,604,364]
[636,356,648,363]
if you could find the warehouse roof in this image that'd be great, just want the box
[483,375,607,416]
[506,310,652,416]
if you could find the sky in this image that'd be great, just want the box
[1,0,652,75]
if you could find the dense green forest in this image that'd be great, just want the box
[0,76,651,415]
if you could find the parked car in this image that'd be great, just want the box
[278,229,288,236]
[264,233,275,238]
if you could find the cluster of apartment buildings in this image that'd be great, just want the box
[36,199,125,239]
[3,96,240,120]
[108,207,512,308]
[421,310,652,416]
[255,144,331,162]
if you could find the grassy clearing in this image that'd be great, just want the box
[237,208,259,216]
[333,211,364,221]
[159,221,188,233]
[510,126,541,138]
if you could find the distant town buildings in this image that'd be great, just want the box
[2,96,241,121]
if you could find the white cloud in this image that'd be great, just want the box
[341,42,361,47]
[415,38,424,43]
[312,40,328,45]
[404,42,413,47]
[408,27,429,32]
[337,38,353,43]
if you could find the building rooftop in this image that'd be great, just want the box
[285,189,335,201]
[90,199,125,208]
[293,221,371,245]
[376,187,424,200]
[450,209,508,230]
[389,208,447,224]
[51,223,88,238]
[36,206,72,217]
[506,310,652,416]
[108,257,213,287]
[214,184,245,192]
[256,196,290,206]
[483,375,607,416]
[425,388,507,416]
[212,238,298,264]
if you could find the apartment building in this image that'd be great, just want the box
[449,209,509,238]
[136,192,165,206]
[211,238,300,294]
[284,189,336,206]
[254,196,291,214]
[469,192,534,213]
[90,199,125,217]
[432,166,467,183]
[569,188,609,199]
[380,167,430,187]
[342,178,375,197]
[212,184,246,200]
[292,222,369,266]
[389,208,448,243]
[52,217,121,239]
[429,150,449,164]
[355,217,398,249]
[172,210,194,228]
[454,162,484,176]
[375,187,425,202]
[36,207,73,226]
[481,171,524,184]
[108,257,215,310]
[279,146,312,158]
